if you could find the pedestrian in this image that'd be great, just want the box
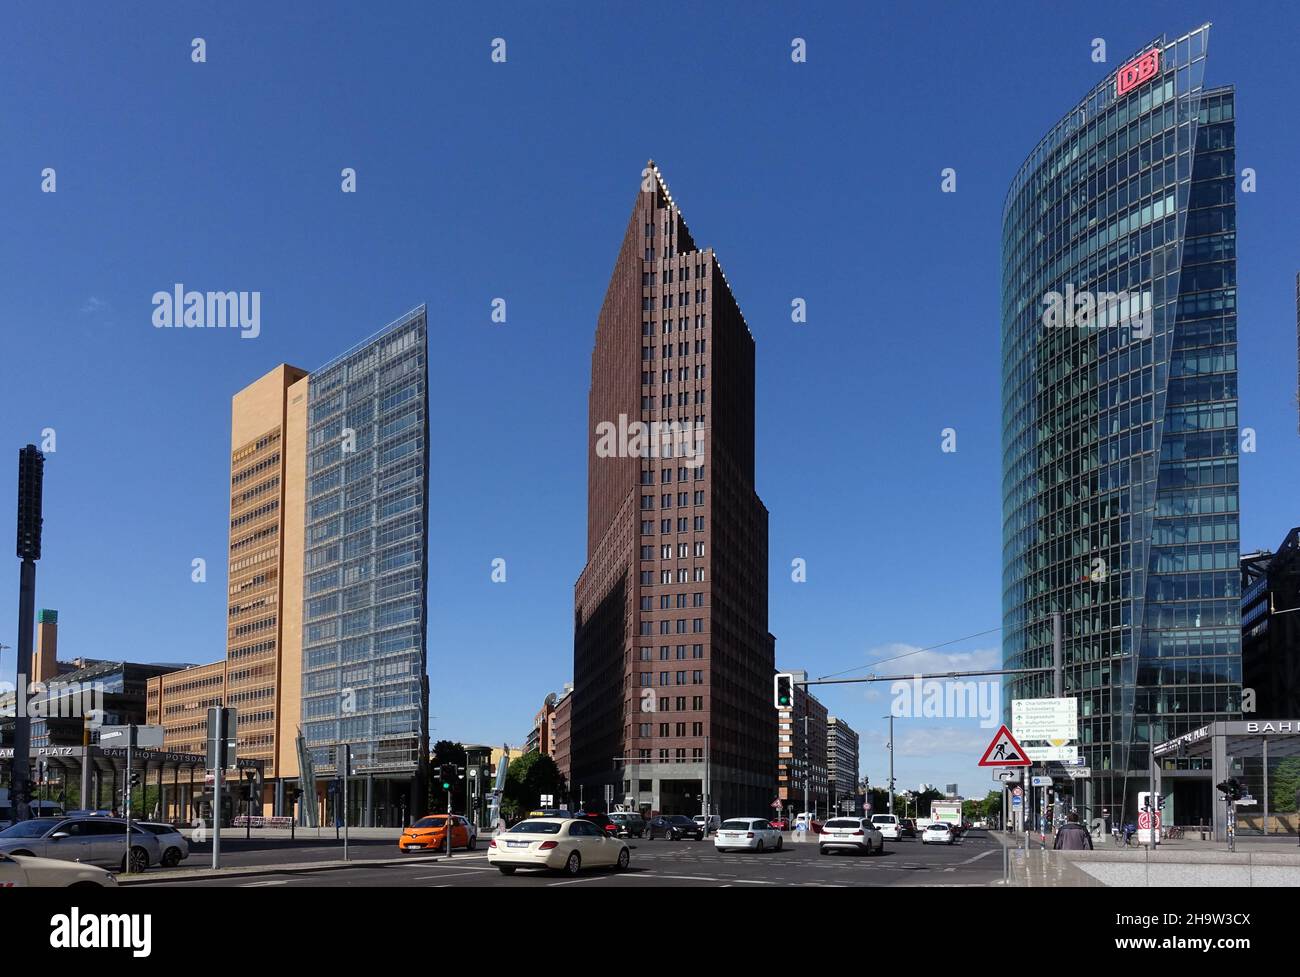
[1052,810,1093,850]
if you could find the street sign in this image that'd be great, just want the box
[1011,697,1078,743]
[135,725,165,749]
[770,799,781,810]
[996,769,1021,783]
[1235,798,1258,807]
[1031,776,1052,787]
[978,725,1031,767]
[204,770,215,787]
[1066,767,1091,778]
[99,725,131,745]
[1025,745,1078,762]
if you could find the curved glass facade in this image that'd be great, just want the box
[1001,24,1240,819]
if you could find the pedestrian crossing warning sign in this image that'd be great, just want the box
[978,724,1031,767]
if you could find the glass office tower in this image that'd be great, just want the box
[1001,25,1240,825]
[301,307,429,819]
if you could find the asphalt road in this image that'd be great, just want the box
[142,829,1006,887]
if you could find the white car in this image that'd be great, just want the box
[714,818,783,853]
[694,814,722,835]
[820,817,885,856]
[488,818,630,876]
[0,851,118,887]
[922,822,956,845]
[870,814,902,840]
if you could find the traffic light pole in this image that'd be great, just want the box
[446,788,453,858]
[124,729,134,874]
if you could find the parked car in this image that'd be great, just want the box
[768,817,790,831]
[0,851,118,887]
[0,817,161,873]
[714,817,783,852]
[922,822,956,845]
[487,818,630,876]
[399,814,476,853]
[608,812,646,838]
[135,822,190,867]
[899,818,918,839]
[870,814,902,840]
[820,817,885,856]
[694,814,722,836]
[648,815,704,840]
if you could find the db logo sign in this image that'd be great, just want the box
[1116,47,1160,98]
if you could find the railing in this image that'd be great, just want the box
[232,815,294,829]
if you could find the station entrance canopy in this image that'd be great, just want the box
[1154,719,1300,839]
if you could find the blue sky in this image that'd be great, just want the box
[1,1,1296,799]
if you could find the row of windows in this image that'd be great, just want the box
[641,567,706,585]
[637,722,706,737]
[638,670,705,686]
[638,618,705,635]
[641,466,704,485]
[638,645,705,661]
[641,316,708,336]
[641,290,707,311]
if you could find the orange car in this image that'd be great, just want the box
[399,814,477,853]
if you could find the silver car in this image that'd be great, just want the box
[136,822,190,867]
[0,817,162,873]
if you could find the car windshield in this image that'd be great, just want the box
[721,820,752,830]
[509,820,562,834]
[825,819,859,828]
[0,818,60,838]
[669,816,693,824]
[414,817,447,828]
[872,816,895,824]
[136,823,174,835]
[929,824,949,831]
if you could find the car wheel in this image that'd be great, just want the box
[616,847,630,871]
[498,866,516,875]
[756,839,765,853]
[775,836,783,852]
[819,847,829,856]
[669,829,678,841]
[564,852,581,876]
[863,840,873,856]
[68,881,105,888]
[467,836,477,851]
[122,846,149,874]
[161,847,182,868]
[10,850,34,858]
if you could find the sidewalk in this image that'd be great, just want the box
[989,829,1300,886]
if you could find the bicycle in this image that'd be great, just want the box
[1112,824,1137,847]
[1164,825,1183,840]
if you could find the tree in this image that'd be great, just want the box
[1271,757,1300,815]
[502,752,566,823]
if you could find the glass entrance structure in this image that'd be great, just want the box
[1001,25,1241,820]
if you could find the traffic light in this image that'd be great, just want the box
[774,673,794,709]
[1216,778,1243,801]
[439,764,455,791]
[128,771,141,789]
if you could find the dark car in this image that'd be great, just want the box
[609,812,646,838]
[899,818,918,839]
[649,815,704,840]
[577,811,619,836]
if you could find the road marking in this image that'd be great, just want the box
[240,879,288,887]
[548,876,606,886]
[957,850,996,865]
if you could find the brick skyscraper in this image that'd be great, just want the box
[572,162,775,817]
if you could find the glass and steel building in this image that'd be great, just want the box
[1001,24,1240,825]
[300,306,430,816]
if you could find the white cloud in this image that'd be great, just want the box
[80,296,108,315]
